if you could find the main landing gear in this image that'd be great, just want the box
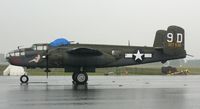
[72,72,88,85]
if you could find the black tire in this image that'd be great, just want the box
[74,72,88,84]
[20,75,29,83]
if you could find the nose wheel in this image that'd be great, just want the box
[72,72,88,85]
[20,75,29,84]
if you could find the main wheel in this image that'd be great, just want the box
[20,75,29,83]
[73,72,88,84]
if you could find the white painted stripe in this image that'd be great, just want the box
[125,53,133,58]
[144,53,152,58]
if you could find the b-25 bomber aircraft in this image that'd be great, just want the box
[6,26,186,84]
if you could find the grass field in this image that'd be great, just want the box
[0,65,200,76]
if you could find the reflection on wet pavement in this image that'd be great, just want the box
[0,76,200,109]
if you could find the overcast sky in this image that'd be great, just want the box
[0,0,199,59]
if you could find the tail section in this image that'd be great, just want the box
[153,26,186,57]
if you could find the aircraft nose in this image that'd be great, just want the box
[6,50,25,66]
[6,51,16,64]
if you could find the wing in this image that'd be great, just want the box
[67,48,103,56]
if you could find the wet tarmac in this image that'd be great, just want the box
[0,75,200,109]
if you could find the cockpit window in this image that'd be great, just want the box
[37,46,43,50]
[32,44,47,51]
[43,46,47,50]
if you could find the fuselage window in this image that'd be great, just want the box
[20,52,25,56]
[15,52,20,56]
[10,53,14,56]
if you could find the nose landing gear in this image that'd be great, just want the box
[20,75,29,84]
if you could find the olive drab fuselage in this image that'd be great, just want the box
[6,26,186,73]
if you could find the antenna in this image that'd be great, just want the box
[17,45,23,50]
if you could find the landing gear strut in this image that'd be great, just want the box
[20,75,29,83]
[72,72,88,85]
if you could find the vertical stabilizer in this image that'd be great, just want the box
[154,26,186,56]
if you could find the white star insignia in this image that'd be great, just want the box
[133,50,144,61]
